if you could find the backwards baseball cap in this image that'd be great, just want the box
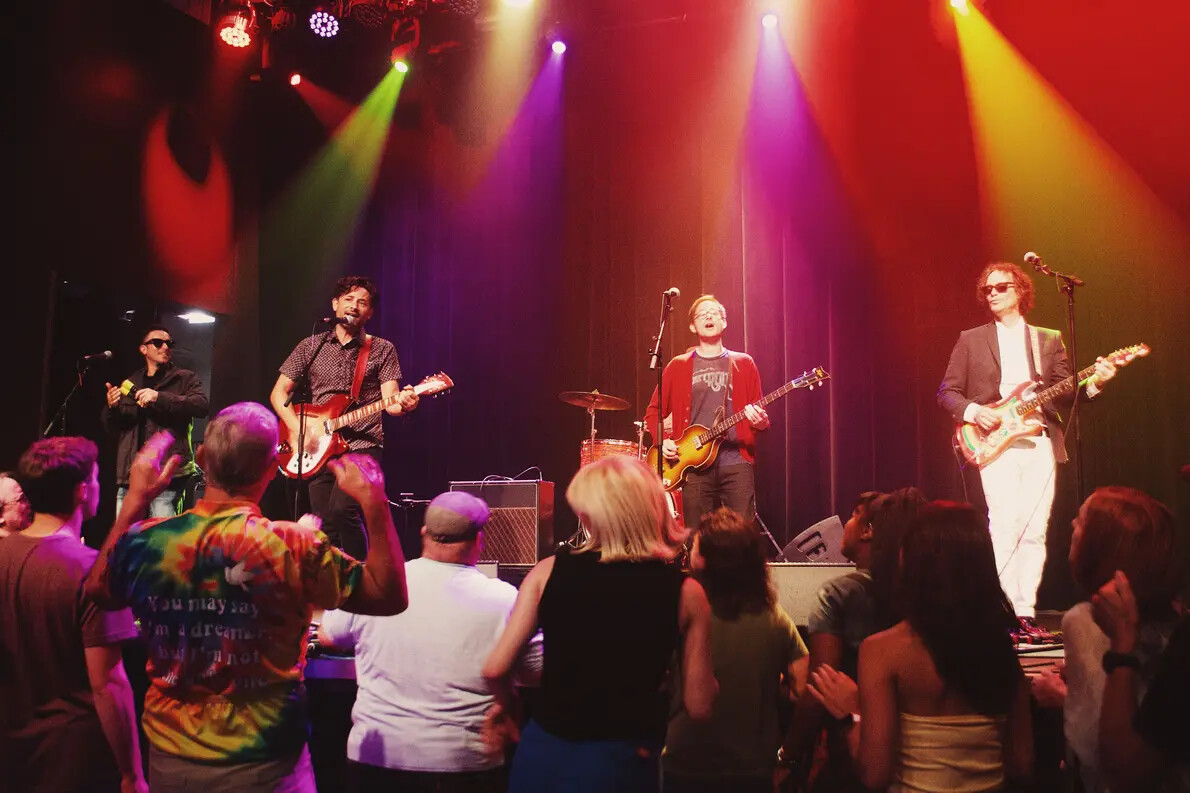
[425,491,490,543]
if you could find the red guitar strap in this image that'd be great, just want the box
[350,335,372,402]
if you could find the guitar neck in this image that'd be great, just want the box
[330,384,430,431]
[699,379,802,443]
[1015,361,1099,416]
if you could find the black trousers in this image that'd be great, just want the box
[348,761,508,793]
[306,447,382,561]
[681,462,756,532]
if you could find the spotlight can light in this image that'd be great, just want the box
[950,0,970,14]
[215,1,257,48]
[289,73,302,86]
[551,40,566,55]
[761,12,778,29]
[393,60,409,73]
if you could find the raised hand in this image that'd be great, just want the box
[127,431,181,503]
[1092,570,1139,654]
[105,382,122,408]
[329,454,387,508]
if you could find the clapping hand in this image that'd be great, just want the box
[329,454,387,508]
[127,432,181,503]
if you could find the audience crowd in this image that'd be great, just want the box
[2,401,1187,793]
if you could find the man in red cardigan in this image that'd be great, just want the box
[645,294,770,531]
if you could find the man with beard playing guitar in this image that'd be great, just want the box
[645,294,770,533]
[271,276,419,560]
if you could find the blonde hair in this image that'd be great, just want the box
[566,456,688,561]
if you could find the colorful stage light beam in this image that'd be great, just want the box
[950,0,970,17]
[258,67,406,290]
[953,3,1189,341]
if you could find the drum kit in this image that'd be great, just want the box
[557,388,643,467]
[557,388,680,533]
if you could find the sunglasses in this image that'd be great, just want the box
[144,338,175,349]
[981,283,1014,296]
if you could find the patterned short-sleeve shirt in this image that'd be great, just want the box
[107,500,364,763]
[279,332,401,450]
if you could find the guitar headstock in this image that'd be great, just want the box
[417,371,455,397]
[1105,343,1150,367]
[793,366,831,391]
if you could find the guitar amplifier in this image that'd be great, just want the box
[448,480,554,564]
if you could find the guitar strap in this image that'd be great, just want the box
[1028,326,1043,382]
[350,334,372,402]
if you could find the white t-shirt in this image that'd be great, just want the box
[320,557,543,772]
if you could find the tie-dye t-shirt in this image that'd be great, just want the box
[107,499,363,763]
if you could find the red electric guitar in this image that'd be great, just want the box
[277,372,453,478]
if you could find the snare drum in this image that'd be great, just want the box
[579,438,642,468]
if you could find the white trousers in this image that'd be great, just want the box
[978,437,1056,617]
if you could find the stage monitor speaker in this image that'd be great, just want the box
[779,515,846,563]
[449,480,554,564]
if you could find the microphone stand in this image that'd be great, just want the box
[648,292,677,478]
[1030,259,1087,503]
[43,359,97,437]
[286,324,336,520]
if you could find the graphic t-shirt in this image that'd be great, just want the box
[690,352,744,466]
[107,499,363,763]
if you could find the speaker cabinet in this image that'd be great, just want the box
[449,480,554,564]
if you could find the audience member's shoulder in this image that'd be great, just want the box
[818,570,870,602]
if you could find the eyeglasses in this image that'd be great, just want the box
[981,283,1014,296]
[144,338,175,348]
[693,310,724,321]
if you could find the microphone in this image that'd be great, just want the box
[320,316,357,327]
[1023,252,1042,266]
[79,350,112,363]
[663,287,681,299]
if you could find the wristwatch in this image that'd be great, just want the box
[1102,651,1141,673]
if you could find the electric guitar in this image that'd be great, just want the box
[954,343,1148,468]
[645,367,830,492]
[277,372,454,479]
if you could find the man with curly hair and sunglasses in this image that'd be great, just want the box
[938,262,1116,641]
[102,323,209,518]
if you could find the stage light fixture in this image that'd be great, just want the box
[502,0,533,8]
[344,0,387,29]
[290,72,302,85]
[551,40,566,54]
[761,12,778,29]
[950,0,970,14]
[178,310,216,325]
[390,16,420,68]
[309,4,341,37]
[215,0,257,48]
[394,60,409,73]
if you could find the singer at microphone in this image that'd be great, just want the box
[271,275,421,561]
[101,324,209,518]
[644,292,770,535]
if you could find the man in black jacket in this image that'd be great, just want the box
[102,324,209,517]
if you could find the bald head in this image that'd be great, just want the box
[200,402,279,496]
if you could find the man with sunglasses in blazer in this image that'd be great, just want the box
[102,324,209,517]
[939,262,1116,641]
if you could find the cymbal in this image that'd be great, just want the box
[558,389,630,411]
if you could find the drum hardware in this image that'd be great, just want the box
[557,388,633,548]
